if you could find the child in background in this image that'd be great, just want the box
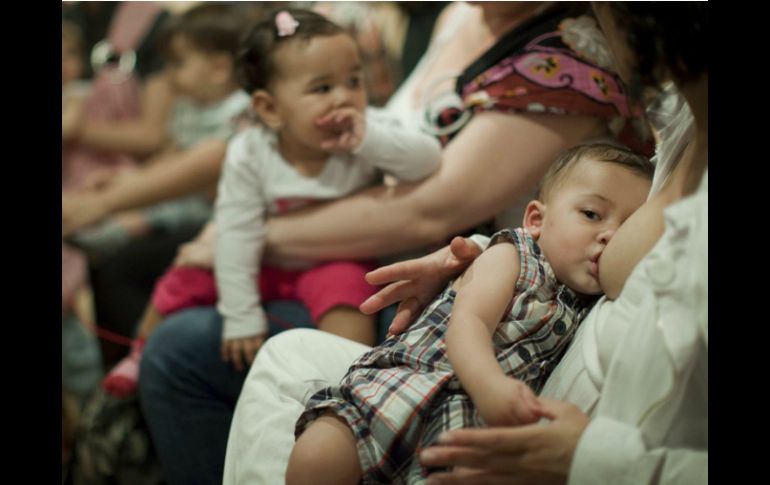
[101,9,441,397]
[288,143,654,484]
[68,4,251,261]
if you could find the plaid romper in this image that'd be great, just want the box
[296,228,594,483]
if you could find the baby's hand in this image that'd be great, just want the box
[475,376,543,426]
[316,107,365,153]
[173,240,215,269]
[221,334,267,372]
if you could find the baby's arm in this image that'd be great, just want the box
[354,108,442,182]
[214,135,270,368]
[446,243,541,426]
[320,108,441,182]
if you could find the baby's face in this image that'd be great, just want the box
[166,34,229,103]
[267,33,367,152]
[529,158,651,295]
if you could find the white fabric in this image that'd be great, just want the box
[383,1,473,132]
[215,109,440,339]
[223,330,371,484]
[170,89,251,150]
[567,171,707,485]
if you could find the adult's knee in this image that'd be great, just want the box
[139,307,221,395]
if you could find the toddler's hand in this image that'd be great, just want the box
[476,376,543,426]
[173,240,215,269]
[62,193,110,237]
[80,167,121,192]
[316,107,365,153]
[221,334,266,372]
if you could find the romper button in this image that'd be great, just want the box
[648,259,675,288]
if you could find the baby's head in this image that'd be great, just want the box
[237,9,366,150]
[523,143,654,296]
[62,20,85,86]
[160,4,248,103]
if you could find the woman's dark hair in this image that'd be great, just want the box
[237,8,345,92]
[159,4,249,59]
[608,2,707,88]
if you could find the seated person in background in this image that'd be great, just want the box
[101,9,441,397]
[287,143,653,484]
[66,3,252,261]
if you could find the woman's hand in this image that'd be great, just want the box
[359,236,482,335]
[420,399,589,485]
[62,192,110,237]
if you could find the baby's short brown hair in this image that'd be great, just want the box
[537,143,654,202]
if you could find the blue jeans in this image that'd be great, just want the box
[139,302,394,485]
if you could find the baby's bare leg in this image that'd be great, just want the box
[317,305,376,346]
[286,412,362,485]
[135,303,164,340]
[102,303,162,397]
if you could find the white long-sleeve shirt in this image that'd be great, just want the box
[568,170,707,485]
[214,108,441,339]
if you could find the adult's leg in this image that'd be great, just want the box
[139,301,314,485]
[222,329,373,485]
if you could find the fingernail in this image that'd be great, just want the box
[420,449,435,461]
[436,432,450,443]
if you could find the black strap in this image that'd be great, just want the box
[455,4,589,94]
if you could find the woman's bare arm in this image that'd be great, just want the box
[265,111,603,262]
[62,138,227,236]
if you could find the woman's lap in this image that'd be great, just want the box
[140,302,393,484]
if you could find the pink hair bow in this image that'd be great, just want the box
[276,11,299,37]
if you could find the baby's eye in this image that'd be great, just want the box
[312,84,331,94]
[581,210,601,221]
[348,76,361,88]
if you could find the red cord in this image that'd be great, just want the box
[87,312,301,347]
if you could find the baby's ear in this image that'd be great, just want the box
[251,90,281,130]
[523,200,545,239]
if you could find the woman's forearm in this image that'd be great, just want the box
[265,112,603,263]
[99,138,227,214]
[265,181,452,262]
[78,121,170,157]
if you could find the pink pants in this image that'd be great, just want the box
[152,261,379,324]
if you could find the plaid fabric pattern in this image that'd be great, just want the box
[296,228,594,483]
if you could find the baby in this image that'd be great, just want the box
[288,143,654,484]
